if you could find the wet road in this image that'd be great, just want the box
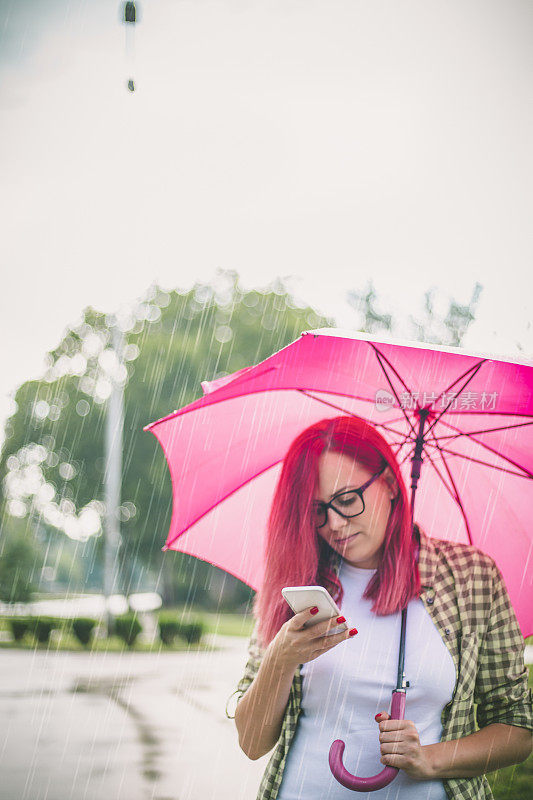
[0,636,268,800]
[2,639,531,800]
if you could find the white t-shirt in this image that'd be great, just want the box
[277,560,456,800]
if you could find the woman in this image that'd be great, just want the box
[232,415,532,800]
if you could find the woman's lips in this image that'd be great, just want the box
[335,532,360,544]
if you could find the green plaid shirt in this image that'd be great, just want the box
[233,529,533,800]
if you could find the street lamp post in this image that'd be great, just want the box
[104,322,124,635]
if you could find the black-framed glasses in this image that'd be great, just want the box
[312,464,387,529]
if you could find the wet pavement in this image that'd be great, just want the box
[0,635,268,800]
[2,639,531,800]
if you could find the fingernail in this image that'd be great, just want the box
[375,713,382,721]
[336,616,346,624]
[310,606,319,615]
[348,628,358,636]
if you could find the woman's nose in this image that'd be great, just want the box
[327,506,347,531]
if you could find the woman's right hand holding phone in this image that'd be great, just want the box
[269,607,358,670]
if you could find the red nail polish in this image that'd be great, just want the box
[375,713,382,721]
[310,606,319,615]
[336,616,346,624]
[349,628,358,636]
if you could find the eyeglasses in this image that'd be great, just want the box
[312,464,387,529]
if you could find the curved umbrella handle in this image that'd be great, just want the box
[329,691,406,792]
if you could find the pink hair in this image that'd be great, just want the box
[254,415,422,649]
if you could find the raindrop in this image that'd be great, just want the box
[59,463,77,481]
[33,400,50,419]
[156,291,171,308]
[98,348,120,374]
[123,500,137,517]
[215,325,233,344]
[82,332,105,358]
[123,343,140,362]
[145,305,161,323]
[94,377,113,402]
[38,483,56,503]
[41,434,56,450]
[8,499,27,518]
[59,498,76,515]
[79,376,96,395]
[79,507,102,537]
[46,451,59,468]
[6,455,20,471]
[70,353,87,375]
[48,405,61,422]
[76,399,91,417]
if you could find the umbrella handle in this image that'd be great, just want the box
[328,691,406,792]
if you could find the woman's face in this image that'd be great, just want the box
[314,450,398,569]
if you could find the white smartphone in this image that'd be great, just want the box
[281,585,348,636]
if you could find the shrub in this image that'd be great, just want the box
[72,617,97,646]
[181,620,205,645]
[158,614,181,646]
[114,613,142,647]
[7,617,31,642]
[31,617,58,644]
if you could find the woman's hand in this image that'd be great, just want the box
[374,711,435,780]
[269,606,358,671]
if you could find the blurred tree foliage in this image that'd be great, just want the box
[348,280,483,345]
[0,516,39,603]
[0,270,333,607]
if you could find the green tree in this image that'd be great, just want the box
[0,516,38,603]
[0,270,333,607]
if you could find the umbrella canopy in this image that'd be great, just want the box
[144,329,533,637]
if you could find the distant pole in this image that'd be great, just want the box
[104,322,124,634]
[123,1,138,92]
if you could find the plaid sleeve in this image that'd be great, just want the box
[474,559,533,731]
[226,621,265,719]
[236,622,265,692]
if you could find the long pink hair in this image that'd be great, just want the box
[254,415,422,649]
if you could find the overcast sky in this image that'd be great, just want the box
[1,0,532,446]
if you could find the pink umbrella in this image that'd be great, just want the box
[144,328,533,789]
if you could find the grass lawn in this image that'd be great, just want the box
[0,610,257,653]
[0,635,210,653]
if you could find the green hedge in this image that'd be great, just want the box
[158,614,182,645]
[181,621,204,644]
[114,613,142,647]
[7,617,32,641]
[157,614,205,646]
[72,617,97,646]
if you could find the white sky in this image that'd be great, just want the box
[1,0,532,447]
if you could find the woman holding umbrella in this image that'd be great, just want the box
[233,415,533,799]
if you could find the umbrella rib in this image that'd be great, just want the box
[439,358,489,398]
[296,390,417,451]
[367,344,419,440]
[421,433,474,545]
[432,410,533,418]
[425,360,488,438]
[434,417,533,479]
[366,341,415,395]
[163,457,286,551]
[421,440,529,479]
[430,419,533,441]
